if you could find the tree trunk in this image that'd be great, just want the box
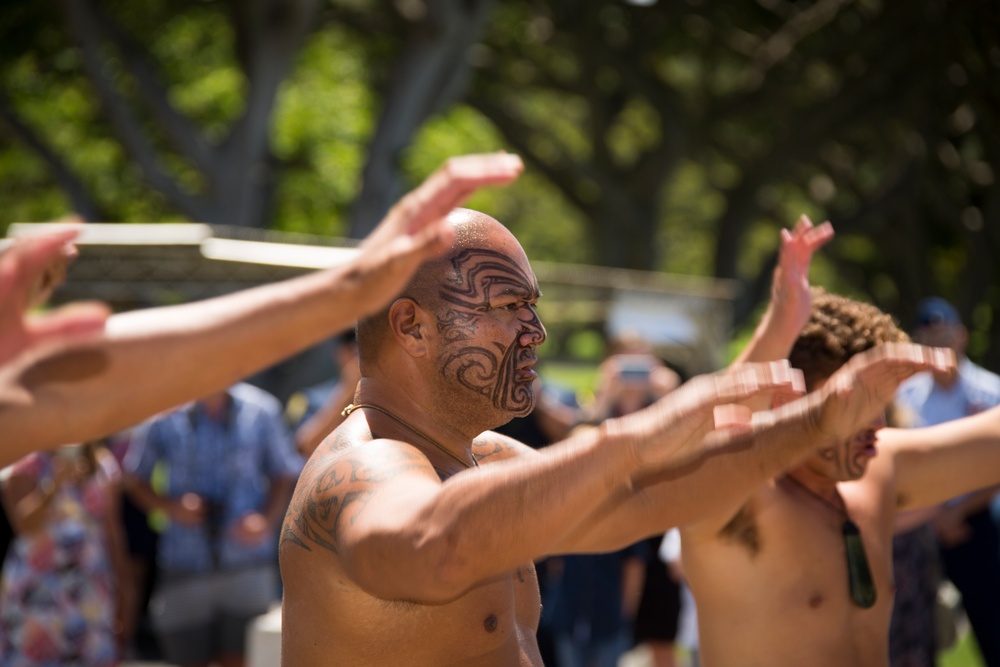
[348,0,495,238]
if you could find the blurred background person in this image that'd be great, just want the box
[286,329,361,458]
[0,440,130,666]
[123,383,301,667]
[659,528,700,667]
[888,396,944,667]
[547,541,648,667]
[897,297,1000,667]
[629,361,688,667]
[547,334,681,667]
[106,429,162,661]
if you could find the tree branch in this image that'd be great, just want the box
[469,95,593,213]
[347,0,496,236]
[0,91,105,221]
[59,0,214,222]
[96,4,217,174]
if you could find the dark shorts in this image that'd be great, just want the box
[149,564,278,665]
[633,560,682,643]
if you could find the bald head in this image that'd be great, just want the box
[357,208,534,364]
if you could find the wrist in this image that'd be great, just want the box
[597,416,644,483]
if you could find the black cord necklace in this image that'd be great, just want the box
[781,474,877,609]
[341,403,479,470]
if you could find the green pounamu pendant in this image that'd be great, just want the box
[843,519,877,608]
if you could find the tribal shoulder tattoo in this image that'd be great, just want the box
[280,433,427,556]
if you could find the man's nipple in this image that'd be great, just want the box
[484,614,499,633]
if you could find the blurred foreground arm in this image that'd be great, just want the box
[0,153,523,461]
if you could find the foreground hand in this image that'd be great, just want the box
[0,226,109,366]
[350,153,524,319]
[813,342,955,444]
[605,360,806,469]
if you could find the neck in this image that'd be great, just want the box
[357,377,486,441]
[784,466,842,508]
[354,377,484,460]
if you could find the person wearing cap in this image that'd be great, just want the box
[896,297,1000,667]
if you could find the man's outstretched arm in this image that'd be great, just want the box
[548,342,954,553]
[283,360,801,604]
[0,153,523,460]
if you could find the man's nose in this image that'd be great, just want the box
[520,319,546,347]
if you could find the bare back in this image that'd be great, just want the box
[279,424,543,667]
[681,452,900,667]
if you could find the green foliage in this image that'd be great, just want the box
[2,0,1000,364]
[271,27,374,236]
[403,104,592,264]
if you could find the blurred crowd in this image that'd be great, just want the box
[4,300,1000,667]
[3,173,1000,667]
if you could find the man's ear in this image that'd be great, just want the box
[389,298,432,357]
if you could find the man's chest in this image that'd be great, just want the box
[703,485,896,611]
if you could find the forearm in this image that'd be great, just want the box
[735,303,800,365]
[4,482,59,535]
[263,477,295,528]
[556,395,829,550]
[895,406,1000,510]
[296,386,355,456]
[123,476,172,515]
[8,266,363,453]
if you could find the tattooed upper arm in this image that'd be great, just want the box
[472,430,539,464]
[281,438,436,556]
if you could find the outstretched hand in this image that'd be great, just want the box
[605,360,806,470]
[770,215,834,338]
[350,153,524,319]
[0,226,109,367]
[735,215,833,365]
[811,342,955,444]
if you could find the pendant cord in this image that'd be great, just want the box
[342,403,479,470]
[781,473,878,608]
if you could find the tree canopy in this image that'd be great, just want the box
[1,0,999,363]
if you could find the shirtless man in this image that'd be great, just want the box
[0,153,522,462]
[279,208,952,666]
[680,287,1000,667]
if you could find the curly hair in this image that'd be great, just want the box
[788,287,909,390]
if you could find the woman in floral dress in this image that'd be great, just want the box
[0,442,130,666]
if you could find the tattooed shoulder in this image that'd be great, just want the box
[281,440,431,556]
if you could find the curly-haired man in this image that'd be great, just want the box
[680,288,1000,667]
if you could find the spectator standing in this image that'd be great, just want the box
[287,329,361,457]
[124,382,301,667]
[0,441,130,666]
[592,338,682,667]
[896,297,1000,667]
[547,544,648,667]
[659,529,700,667]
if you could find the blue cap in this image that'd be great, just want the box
[916,297,961,327]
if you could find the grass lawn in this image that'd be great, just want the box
[940,631,984,667]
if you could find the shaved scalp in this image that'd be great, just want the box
[357,209,522,365]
